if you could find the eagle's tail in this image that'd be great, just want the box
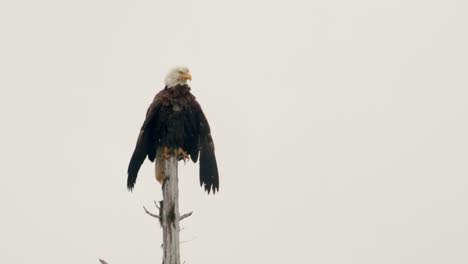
[199,141,219,194]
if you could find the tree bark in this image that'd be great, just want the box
[161,154,180,264]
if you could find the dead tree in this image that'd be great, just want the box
[101,153,192,264]
[160,154,180,264]
[143,153,192,264]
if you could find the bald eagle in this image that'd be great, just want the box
[127,67,219,194]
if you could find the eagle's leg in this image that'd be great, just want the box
[156,147,187,184]
[177,147,189,162]
[163,146,171,159]
[155,146,171,185]
[155,155,163,184]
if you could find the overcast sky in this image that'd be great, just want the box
[1,0,468,263]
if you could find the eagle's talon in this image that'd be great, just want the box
[177,148,189,162]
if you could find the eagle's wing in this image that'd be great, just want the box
[127,93,163,191]
[195,102,219,194]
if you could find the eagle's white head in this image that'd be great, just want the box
[164,66,192,88]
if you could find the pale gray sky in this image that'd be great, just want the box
[1,0,468,263]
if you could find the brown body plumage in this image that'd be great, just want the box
[127,83,219,193]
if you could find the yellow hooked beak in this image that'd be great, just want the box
[182,72,192,81]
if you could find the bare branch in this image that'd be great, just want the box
[98,259,109,264]
[154,200,160,209]
[180,235,198,244]
[143,206,160,219]
[180,211,193,221]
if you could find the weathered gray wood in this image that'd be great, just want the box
[161,154,180,264]
[100,155,190,264]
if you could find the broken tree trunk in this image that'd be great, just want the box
[161,153,180,264]
[100,154,193,264]
[142,152,192,264]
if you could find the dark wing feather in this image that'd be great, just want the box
[127,93,162,191]
[195,103,219,194]
[200,134,219,193]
